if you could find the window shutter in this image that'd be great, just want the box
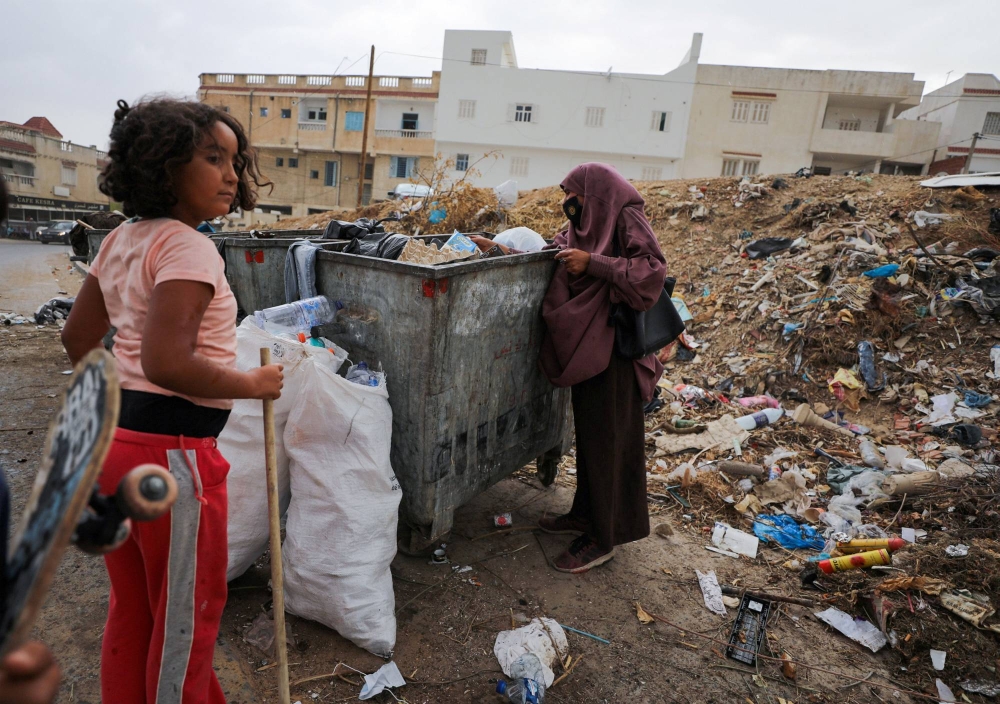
[390,156,398,177]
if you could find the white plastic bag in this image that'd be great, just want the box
[494,227,545,252]
[282,357,401,656]
[222,318,341,581]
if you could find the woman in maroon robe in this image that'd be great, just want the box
[538,163,666,572]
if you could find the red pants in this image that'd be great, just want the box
[99,428,230,704]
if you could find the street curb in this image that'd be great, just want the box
[70,256,90,278]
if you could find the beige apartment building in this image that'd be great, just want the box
[198,72,439,221]
[682,65,942,178]
[1,117,110,230]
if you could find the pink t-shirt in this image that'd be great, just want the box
[91,218,237,410]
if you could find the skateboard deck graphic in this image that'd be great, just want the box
[0,348,120,656]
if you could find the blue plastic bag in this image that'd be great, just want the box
[963,389,993,408]
[862,264,900,279]
[753,514,825,551]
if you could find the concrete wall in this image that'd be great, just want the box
[822,106,881,132]
[898,73,1000,161]
[375,99,436,132]
[435,30,697,189]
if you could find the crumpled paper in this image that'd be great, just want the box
[754,470,811,517]
[359,662,406,700]
[654,415,749,454]
[695,570,727,615]
[493,618,569,688]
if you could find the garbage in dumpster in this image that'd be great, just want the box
[254,295,336,336]
[494,227,546,252]
[397,236,476,265]
[345,361,385,388]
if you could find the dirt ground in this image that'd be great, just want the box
[1,263,925,704]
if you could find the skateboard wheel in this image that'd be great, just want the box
[78,517,132,554]
[118,465,178,521]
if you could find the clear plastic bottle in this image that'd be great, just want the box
[858,438,885,469]
[735,407,784,431]
[254,295,334,336]
[496,653,546,704]
[346,361,380,387]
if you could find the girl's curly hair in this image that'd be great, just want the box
[99,98,271,218]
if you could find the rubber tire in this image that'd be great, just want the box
[536,455,559,487]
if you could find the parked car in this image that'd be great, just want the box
[33,222,51,241]
[38,221,75,245]
[388,183,433,200]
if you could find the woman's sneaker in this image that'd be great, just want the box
[537,513,589,535]
[553,535,615,574]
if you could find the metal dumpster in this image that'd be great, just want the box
[222,234,344,317]
[313,246,573,549]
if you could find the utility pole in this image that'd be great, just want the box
[962,132,980,174]
[357,45,375,207]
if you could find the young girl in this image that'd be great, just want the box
[61,98,283,704]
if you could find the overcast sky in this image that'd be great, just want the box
[3,0,997,148]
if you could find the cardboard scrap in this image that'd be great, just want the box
[654,415,750,454]
[711,522,759,559]
[876,576,949,596]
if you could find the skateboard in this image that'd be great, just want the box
[0,348,178,657]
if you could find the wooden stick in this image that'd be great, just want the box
[260,347,291,704]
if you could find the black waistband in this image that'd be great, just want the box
[118,390,231,438]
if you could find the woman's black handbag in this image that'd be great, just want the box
[609,226,686,360]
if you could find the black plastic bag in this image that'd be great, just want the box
[745,237,793,259]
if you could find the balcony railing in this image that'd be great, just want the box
[1,173,36,186]
[375,129,433,139]
[298,122,327,132]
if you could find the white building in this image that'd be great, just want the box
[682,65,940,178]
[434,30,700,189]
[898,73,1000,174]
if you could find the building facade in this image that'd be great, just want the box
[898,73,1000,174]
[682,65,941,178]
[1,117,110,230]
[434,30,699,190]
[198,71,439,221]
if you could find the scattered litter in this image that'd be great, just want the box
[945,544,969,558]
[494,618,569,689]
[711,522,759,559]
[815,607,887,652]
[726,595,771,665]
[695,570,727,616]
[930,649,947,671]
[359,662,406,701]
[936,678,956,703]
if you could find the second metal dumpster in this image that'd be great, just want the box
[313,246,573,550]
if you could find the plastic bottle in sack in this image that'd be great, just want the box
[496,653,546,703]
[254,295,334,335]
[346,361,379,387]
[858,438,885,469]
[735,407,784,431]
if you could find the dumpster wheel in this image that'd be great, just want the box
[536,454,559,487]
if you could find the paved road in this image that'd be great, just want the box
[0,239,76,315]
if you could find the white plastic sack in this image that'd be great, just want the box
[222,318,346,582]
[494,227,545,252]
[282,357,401,656]
[494,618,569,689]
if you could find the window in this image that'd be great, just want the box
[216,74,234,83]
[512,104,533,123]
[275,157,284,167]
[345,111,364,131]
[259,107,268,117]
[324,161,338,187]
[310,170,319,179]
[306,107,327,121]
[60,164,77,186]
[278,75,296,85]
[750,101,770,124]
[456,153,469,171]
[721,157,759,177]
[288,157,298,168]
[839,119,861,131]
[246,74,265,84]
[651,111,672,132]
[389,156,417,178]
[731,101,750,122]
[401,113,419,131]
[364,162,374,180]
[983,112,1000,135]
[641,166,662,181]
[281,109,291,119]
[584,107,605,128]
[510,156,529,177]
[471,49,487,65]
[458,100,476,119]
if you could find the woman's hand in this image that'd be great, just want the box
[0,641,61,704]
[469,235,509,254]
[248,364,284,400]
[555,248,591,275]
